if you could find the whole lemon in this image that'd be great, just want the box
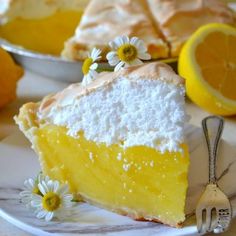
[0,47,24,109]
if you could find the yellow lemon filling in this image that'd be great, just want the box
[31,124,189,227]
[0,10,83,55]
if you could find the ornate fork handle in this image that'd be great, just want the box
[202,116,224,184]
[196,116,231,234]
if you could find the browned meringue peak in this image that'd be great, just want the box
[61,0,169,61]
[147,0,236,57]
[39,62,184,116]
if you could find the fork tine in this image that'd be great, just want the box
[205,208,212,232]
[196,208,203,233]
[210,208,217,232]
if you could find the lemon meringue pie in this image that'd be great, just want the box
[15,62,189,227]
[1,0,235,60]
[62,0,235,60]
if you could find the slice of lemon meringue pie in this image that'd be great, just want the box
[15,62,189,227]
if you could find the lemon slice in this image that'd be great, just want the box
[178,23,236,116]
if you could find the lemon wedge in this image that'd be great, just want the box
[178,23,236,116]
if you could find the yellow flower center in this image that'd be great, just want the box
[42,192,61,212]
[117,44,137,62]
[82,58,93,75]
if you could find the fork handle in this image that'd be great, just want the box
[202,116,224,184]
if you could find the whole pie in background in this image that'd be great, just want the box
[0,0,235,60]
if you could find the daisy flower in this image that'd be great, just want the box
[82,47,101,86]
[20,173,49,208]
[106,36,151,71]
[31,179,74,222]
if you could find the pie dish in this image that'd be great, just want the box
[15,61,189,227]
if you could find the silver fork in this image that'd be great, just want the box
[196,116,232,234]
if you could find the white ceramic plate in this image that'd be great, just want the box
[0,125,236,236]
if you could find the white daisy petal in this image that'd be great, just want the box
[107,52,120,66]
[108,56,120,66]
[62,201,74,209]
[47,180,55,192]
[63,194,73,201]
[55,209,68,220]
[32,201,42,208]
[21,195,31,201]
[57,185,69,195]
[43,180,52,192]
[109,41,118,50]
[32,194,42,201]
[36,210,47,219]
[20,190,31,197]
[37,174,44,183]
[121,35,129,44]
[45,212,54,222]
[34,207,42,214]
[24,179,34,189]
[95,55,102,61]
[130,37,139,47]
[62,200,74,207]
[128,58,143,66]
[114,61,125,71]
[136,40,147,53]
[38,183,46,195]
[114,36,124,47]
[90,48,96,58]
[38,174,50,183]
[138,52,151,60]
[53,181,60,192]
[31,196,42,207]
[91,48,101,61]
[90,70,98,78]
[106,51,117,60]
[90,63,98,70]
[21,197,33,205]
[85,73,92,81]
[82,74,93,86]
[29,178,36,187]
